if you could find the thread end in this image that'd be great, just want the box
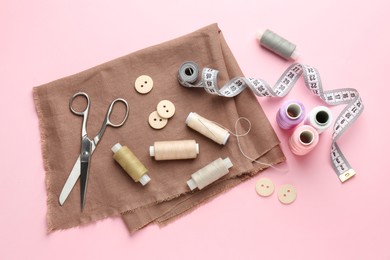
[223,157,233,169]
[290,49,299,60]
[139,174,151,186]
[256,29,265,41]
[149,146,155,157]
[185,112,195,125]
[222,133,230,145]
[187,179,197,190]
[111,143,122,153]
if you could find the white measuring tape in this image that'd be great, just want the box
[178,61,363,182]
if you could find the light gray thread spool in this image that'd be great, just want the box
[187,157,233,190]
[257,29,299,60]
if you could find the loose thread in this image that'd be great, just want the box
[193,114,288,173]
[186,112,230,145]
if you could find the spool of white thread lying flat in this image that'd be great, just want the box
[187,157,233,190]
[149,140,199,160]
[185,112,230,145]
[305,106,333,134]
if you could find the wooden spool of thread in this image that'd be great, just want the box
[185,112,230,145]
[112,143,151,186]
[150,140,199,160]
[187,157,233,190]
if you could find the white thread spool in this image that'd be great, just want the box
[185,112,230,145]
[305,106,333,134]
[187,157,233,190]
[150,140,199,160]
[112,143,151,186]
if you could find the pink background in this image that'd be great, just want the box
[1,0,389,259]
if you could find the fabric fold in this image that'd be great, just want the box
[33,23,285,233]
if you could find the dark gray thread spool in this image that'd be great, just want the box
[257,29,299,60]
[178,61,199,83]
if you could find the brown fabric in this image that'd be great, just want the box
[33,23,285,233]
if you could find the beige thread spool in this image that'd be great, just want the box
[187,157,233,190]
[150,140,199,160]
[112,143,151,186]
[185,112,230,145]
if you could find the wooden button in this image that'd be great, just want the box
[135,75,153,94]
[157,100,175,119]
[277,184,297,204]
[148,111,168,129]
[255,178,274,197]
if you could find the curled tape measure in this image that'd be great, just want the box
[178,61,363,183]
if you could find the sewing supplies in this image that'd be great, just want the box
[276,100,305,130]
[59,92,129,209]
[186,112,230,145]
[277,184,297,204]
[256,29,299,60]
[177,60,363,182]
[255,178,275,197]
[150,140,199,160]
[187,157,233,191]
[135,75,154,94]
[148,100,176,129]
[305,106,333,134]
[112,143,151,186]
[289,125,319,156]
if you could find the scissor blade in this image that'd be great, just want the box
[59,156,81,205]
[80,161,90,211]
[58,143,96,206]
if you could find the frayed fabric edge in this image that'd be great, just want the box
[32,87,56,233]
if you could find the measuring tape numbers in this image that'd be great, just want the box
[178,61,363,182]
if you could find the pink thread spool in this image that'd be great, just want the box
[289,125,319,156]
[276,100,305,130]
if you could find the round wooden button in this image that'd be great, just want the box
[135,75,153,94]
[148,111,168,129]
[157,100,175,119]
[277,184,297,204]
[255,178,275,197]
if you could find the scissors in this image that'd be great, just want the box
[59,92,129,210]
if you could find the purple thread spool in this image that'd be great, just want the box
[276,100,305,130]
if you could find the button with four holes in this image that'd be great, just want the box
[255,178,275,197]
[148,111,168,129]
[135,75,153,94]
[277,184,297,204]
[157,100,175,119]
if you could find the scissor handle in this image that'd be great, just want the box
[69,92,90,115]
[106,98,129,127]
[69,92,90,137]
[93,98,129,145]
